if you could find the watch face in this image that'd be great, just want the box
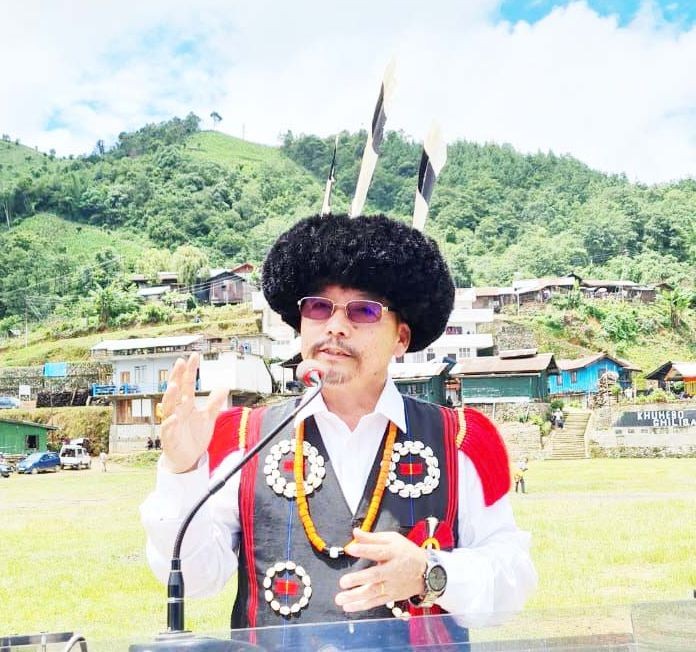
[427,564,447,593]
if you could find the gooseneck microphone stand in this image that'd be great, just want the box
[166,375,324,634]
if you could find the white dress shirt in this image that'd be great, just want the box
[141,380,537,620]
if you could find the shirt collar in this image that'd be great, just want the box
[294,377,407,432]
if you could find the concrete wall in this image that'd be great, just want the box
[109,423,158,453]
[589,400,696,456]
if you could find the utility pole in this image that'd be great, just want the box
[24,299,28,348]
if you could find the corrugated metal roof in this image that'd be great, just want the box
[0,418,58,430]
[136,285,171,297]
[643,361,696,381]
[451,352,559,375]
[429,333,494,349]
[448,308,494,324]
[513,277,576,293]
[557,352,641,372]
[671,362,696,378]
[91,335,202,352]
[474,287,514,297]
[389,362,448,380]
[581,279,638,288]
[499,348,537,359]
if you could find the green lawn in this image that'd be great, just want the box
[0,458,693,648]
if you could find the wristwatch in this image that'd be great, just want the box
[409,550,447,608]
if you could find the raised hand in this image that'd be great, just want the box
[335,528,427,613]
[158,352,229,473]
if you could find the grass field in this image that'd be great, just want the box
[0,458,694,648]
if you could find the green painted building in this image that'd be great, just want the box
[390,362,449,405]
[452,350,560,403]
[0,418,57,455]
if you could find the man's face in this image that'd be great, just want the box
[299,285,411,387]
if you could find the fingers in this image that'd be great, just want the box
[160,357,187,417]
[337,531,429,612]
[344,529,395,562]
[335,580,388,613]
[180,352,200,404]
[339,566,382,590]
[204,386,230,425]
[160,354,201,418]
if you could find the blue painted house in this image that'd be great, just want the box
[550,353,640,395]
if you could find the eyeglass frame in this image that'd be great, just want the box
[297,296,395,324]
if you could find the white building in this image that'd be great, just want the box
[400,306,494,364]
[252,291,298,361]
[90,334,273,452]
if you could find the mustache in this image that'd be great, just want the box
[309,338,359,358]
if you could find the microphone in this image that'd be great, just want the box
[297,360,324,388]
[163,371,325,636]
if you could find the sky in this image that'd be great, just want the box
[1,0,696,184]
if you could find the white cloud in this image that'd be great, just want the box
[1,0,695,183]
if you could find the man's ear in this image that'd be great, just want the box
[394,322,411,357]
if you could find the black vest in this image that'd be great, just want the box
[231,396,460,631]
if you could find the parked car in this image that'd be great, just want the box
[0,396,21,409]
[16,451,60,474]
[59,444,91,470]
[0,461,12,478]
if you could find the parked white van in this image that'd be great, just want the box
[59,444,91,470]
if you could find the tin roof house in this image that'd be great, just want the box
[451,349,560,403]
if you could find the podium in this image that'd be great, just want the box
[129,600,695,651]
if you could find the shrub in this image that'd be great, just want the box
[140,303,172,324]
[550,398,565,410]
[602,311,638,342]
[635,388,673,404]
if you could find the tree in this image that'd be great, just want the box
[659,288,692,329]
[210,112,222,129]
[172,245,210,289]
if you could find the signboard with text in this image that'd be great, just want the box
[614,409,696,429]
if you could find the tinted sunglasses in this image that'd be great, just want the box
[297,296,393,324]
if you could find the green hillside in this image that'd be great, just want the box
[186,131,285,165]
[0,138,53,184]
[0,113,694,368]
[13,213,154,264]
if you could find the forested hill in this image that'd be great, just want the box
[0,114,694,330]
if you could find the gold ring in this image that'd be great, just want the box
[379,581,386,597]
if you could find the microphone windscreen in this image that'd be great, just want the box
[296,360,324,387]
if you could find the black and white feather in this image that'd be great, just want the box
[350,59,397,217]
[412,123,447,231]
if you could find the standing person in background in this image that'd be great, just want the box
[141,214,537,638]
[99,450,107,472]
[514,456,529,494]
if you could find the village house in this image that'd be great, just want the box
[0,418,57,456]
[130,268,255,307]
[451,349,560,403]
[471,286,516,311]
[579,278,657,302]
[513,277,577,305]
[551,352,640,397]
[193,268,253,305]
[90,334,273,452]
[400,288,495,364]
[388,361,451,405]
[251,291,298,362]
[644,361,696,396]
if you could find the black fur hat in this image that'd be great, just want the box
[261,214,454,352]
